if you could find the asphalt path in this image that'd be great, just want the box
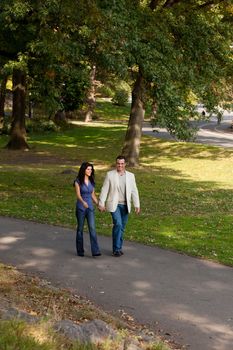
[0,216,233,350]
[142,114,233,148]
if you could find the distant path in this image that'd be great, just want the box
[1,216,233,350]
[143,113,233,148]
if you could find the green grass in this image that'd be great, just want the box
[0,113,233,266]
[95,99,131,121]
[94,98,152,121]
[0,319,168,350]
[0,319,130,350]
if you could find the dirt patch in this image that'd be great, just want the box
[0,149,77,166]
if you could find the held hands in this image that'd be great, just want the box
[135,207,140,215]
[98,204,106,212]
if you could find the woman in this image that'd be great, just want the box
[74,162,101,257]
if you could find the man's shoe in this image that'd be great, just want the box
[77,253,84,257]
[112,251,121,257]
[92,253,102,257]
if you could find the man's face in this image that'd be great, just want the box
[116,159,126,173]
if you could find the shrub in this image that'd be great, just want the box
[112,89,129,106]
[26,119,60,133]
[0,113,12,135]
[97,85,114,98]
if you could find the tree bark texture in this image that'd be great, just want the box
[122,70,145,166]
[84,65,96,123]
[0,75,7,123]
[6,69,29,150]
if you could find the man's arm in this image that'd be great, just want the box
[131,174,140,213]
[98,172,110,210]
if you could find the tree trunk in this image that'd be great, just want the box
[84,65,96,123]
[0,75,7,125]
[150,100,158,122]
[122,70,145,166]
[5,69,29,150]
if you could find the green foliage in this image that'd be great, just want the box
[0,319,100,350]
[123,0,233,140]
[0,320,51,350]
[112,88,129,106]
[0,0,92,120]
[1,0,232,143]
[97,85,115,98]
[60,70,89,112]
[26,118,60,133]
[0,114,11,135]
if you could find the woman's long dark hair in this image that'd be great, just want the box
[76,162,95,186]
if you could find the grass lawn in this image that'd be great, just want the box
[0,101,233,267]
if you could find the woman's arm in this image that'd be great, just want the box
[75,182,88,208]
[91,190,98,205]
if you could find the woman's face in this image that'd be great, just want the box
[85,166,93,177]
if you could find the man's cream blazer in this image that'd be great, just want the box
[99,170,140,213]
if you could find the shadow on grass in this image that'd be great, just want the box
[1,123,233,164]
[141,136,233,162]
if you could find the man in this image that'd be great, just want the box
[98,155,140,257]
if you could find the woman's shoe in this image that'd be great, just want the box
[92,253,102,257]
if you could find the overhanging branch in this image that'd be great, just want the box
[198,0,226,8]
[149,0,160,10]
[149,0,182,10]
[163,0,183,8]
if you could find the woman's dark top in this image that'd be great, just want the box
[75,180,94,211]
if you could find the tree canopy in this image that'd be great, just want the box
[0,0,232,159]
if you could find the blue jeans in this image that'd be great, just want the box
[76,207,100,256]
[111,204,128,253]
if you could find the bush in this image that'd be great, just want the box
[0,113,12,135]
[112,89,129,106]
[26,119,60,133]
[97,85,115,98]
[1,121,11,135]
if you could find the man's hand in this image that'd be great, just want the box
[98,205,106,212]
[135,207,140,215]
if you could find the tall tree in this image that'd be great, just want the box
[0,73,8,123]
[84,65,96,122]
[0,0,92,149]
[7,68,28,149]
[122,0,233,165]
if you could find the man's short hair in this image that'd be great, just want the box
[116,155,126,162]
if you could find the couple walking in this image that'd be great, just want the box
[74,155,140,257]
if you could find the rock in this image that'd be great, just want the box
[54,320,85,341]
[124,337,142,350]
[81,319,118,342]
[1,307,39,324]
[54,319,118,344]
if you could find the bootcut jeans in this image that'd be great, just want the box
[76,207,100,256]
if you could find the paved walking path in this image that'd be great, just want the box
[142,115,233,148]
[0,216,233,350]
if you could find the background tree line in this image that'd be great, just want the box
[0,0,232,165]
